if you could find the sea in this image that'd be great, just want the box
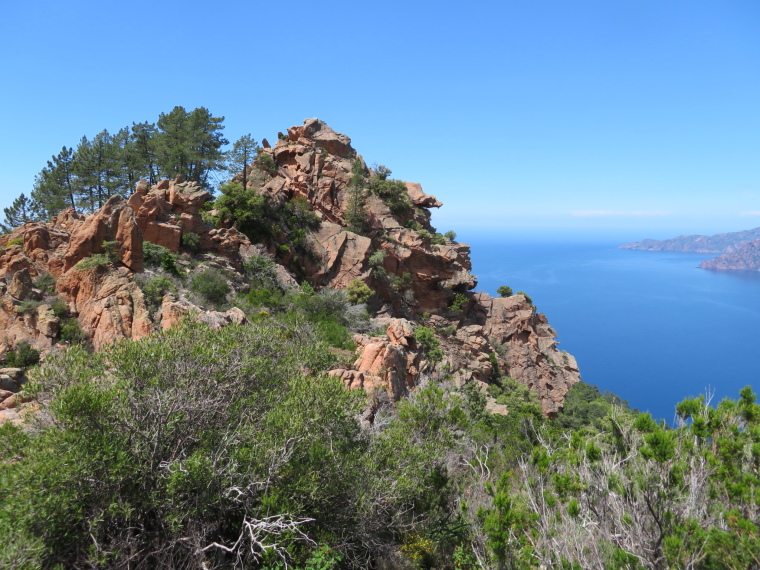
[464,233,760,423]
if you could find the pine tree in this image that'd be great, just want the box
[129,122,159,184]
[1,193,34,232]
[345,158,368,234]
[155,106,227,186]
[31,146,78,219]
[225,134,260,191]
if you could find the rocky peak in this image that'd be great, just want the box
[0,119,580,419]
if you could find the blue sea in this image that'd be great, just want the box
[465,234,760,423]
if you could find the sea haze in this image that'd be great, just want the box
[466,234,760,423]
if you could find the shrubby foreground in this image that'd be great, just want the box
[1,317,759,568]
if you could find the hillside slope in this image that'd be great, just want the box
[0,119,579,419]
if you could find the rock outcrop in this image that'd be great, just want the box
[0,119,581,419]
[699,239,760,271]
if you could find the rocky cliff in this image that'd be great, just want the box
[0,119,580,419]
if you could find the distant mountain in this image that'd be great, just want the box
[699,239,760,271]
[619,227,760,253]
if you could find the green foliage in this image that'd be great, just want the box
[555,381,633,430]
[142,241,181,276]
[254,151,277,175]
[154,105,228,186]
[73,253,111,270]
[225,133,260,191]
[346,279,372,304]
[444,230,457,242]
[450,292,469,312]
[33,272,56,295]
[142,275,177,311]
[59,319,87,344]
[17,300,42,316]
[7,237,23,246]
[432,232,446,245]
[190,268,231,306]
[214,181,271,242]
[181,231,202,253]
[497,285,513,298]
[1,193,34,232]
[516,291,533,305]
[414,326,443,362]
[368,165,412,217]
[345,158,368,235]
[2,341,40,368]
[389,271,413,292]
[17,108,226,220]
[368,249,386,267]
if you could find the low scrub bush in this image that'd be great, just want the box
[143,242,181,276]
[2,341,40,368]
[190,268,231,306]
[181,232,202,254]
[142,276,177,311]
[33,273,56,295]
[59,320,87,344]
[347,279,372,304]
[74,253,111,270]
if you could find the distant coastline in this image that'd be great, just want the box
[620,226,760,271]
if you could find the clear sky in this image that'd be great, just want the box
[1,0,758,241]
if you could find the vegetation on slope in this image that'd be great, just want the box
[2,316,759,569]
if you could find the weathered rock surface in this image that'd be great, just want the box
[329,318,422,401]
[0,118,581,419]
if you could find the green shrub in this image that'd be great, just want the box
[418,229,432,240]
[414,326,443,362]
[59,320,87,344]
[517,291,533,305]
[180,232,202,254]
[74,254,111,270]
[143,242,181,276]
[444,230,457,242]
[190,269,230,306]
[102,240,120,263]
[389,272,413,292]
[432,232,446,245]
[7,237,23,246]
[243,255,279,289]
[49,298,68,319]
[17,300,42,316]
[450,293,469,311]
[368,249,386,267]
[33,273,56,295]
[497,285,513,298]
[369,166,412,217]
[142,276,177,310]
[214,181,271,242]
[347,279,372,304]
[254,151,277,175]
[3,341,40,368]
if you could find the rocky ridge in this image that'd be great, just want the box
[0,119,580,419]
[698,239,760,271]
[620,227,760,254]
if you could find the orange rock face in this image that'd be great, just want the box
[0,119,581,417]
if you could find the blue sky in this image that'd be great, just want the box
[1,0,758,241]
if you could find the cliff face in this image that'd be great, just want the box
[699,239,760,271]
[620,227,760,254]
[0,118,580,417]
